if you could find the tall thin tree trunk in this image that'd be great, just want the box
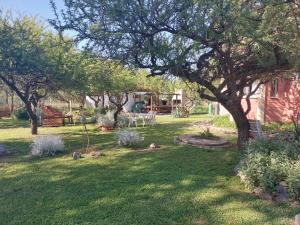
[31,118,38,135]
[5,90,9,104]
[25,102,38,135]
[101,94,105,108]
[10,91,14,113]
[113,107,122,128]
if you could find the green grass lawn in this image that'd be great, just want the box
[0,115,298,225]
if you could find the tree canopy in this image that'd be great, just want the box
[51,0,299,147]
[0,14,74,134]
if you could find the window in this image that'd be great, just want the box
[270,79,278,97]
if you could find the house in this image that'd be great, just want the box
[218,77,300,123]
[86,89,186,113]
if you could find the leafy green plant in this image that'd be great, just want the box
[12,107,29,120]
[292,114,300,141]
[190,105,208,114]
[262,122,293,133]
[244,139,300,160]
[240,139,298,193]
[287,161,300,201]
[193,128,218,140]
[241,150,289,192]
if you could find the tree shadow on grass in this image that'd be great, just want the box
[0,142,297,225]
[1,117,295,225]
[0,118,29,129]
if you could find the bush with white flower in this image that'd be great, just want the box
[31,135,64,157]
[114,129,144,147]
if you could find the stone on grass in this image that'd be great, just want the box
[149,143,159,149]
[253,187,263,196]
[274,182,289,203]
[72,152,81,160]
[295,214,300,225]
[89,151,103,158]
[173,136,179,144]
[291,201,300,208]
[0,145,8,156]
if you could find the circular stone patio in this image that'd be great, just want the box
[175,134,232,149]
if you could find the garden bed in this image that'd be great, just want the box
[175,134,232,149]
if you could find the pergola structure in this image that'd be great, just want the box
[133,92,181,113]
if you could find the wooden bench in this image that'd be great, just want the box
[42,105,73,127]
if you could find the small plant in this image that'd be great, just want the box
[31,135,64,156]
[117,113,130,128]
[95,107,107,115]
[12,107,29,120]
[292,114,300,141]
[97,111,115,127]
[193,128,218,139]
[97,114,114,127]
[114,129,144,147]
[287,160,300,201]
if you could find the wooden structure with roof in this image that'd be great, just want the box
[42,105,73,127]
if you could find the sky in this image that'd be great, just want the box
[0,0,79,40]
[0,0,65,23]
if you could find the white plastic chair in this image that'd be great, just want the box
[128,113,138,127]
[142,111,156,127]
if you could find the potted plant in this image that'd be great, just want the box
[97,115,114,131]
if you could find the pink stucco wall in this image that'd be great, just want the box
[241,98,259,120]
[239,78,300,123]
[264,79,300,123]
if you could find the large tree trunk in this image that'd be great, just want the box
[224,102,250,149]
[31,118,38,135]
[113,107,123,128]
[25,102,38,135]
[108,93,129,128]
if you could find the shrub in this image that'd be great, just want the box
[84,108,95,117]
[12,107,29,120]
[287,161,300,201]
[117,113,130,128]
[292,115,300,141]
[190,105,208,114]
[244,138,300,160]
[115,129,144,147]
[95,107,107,115]
[31,135,64,156]
[262,122,293,133]
[97,111,114,127]
[194,128,218,140]
[240,150,289,192]
[240,137,300,198]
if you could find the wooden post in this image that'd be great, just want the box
[150,94,153,111]
[176,94,178,111]
[70,100,72,112]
